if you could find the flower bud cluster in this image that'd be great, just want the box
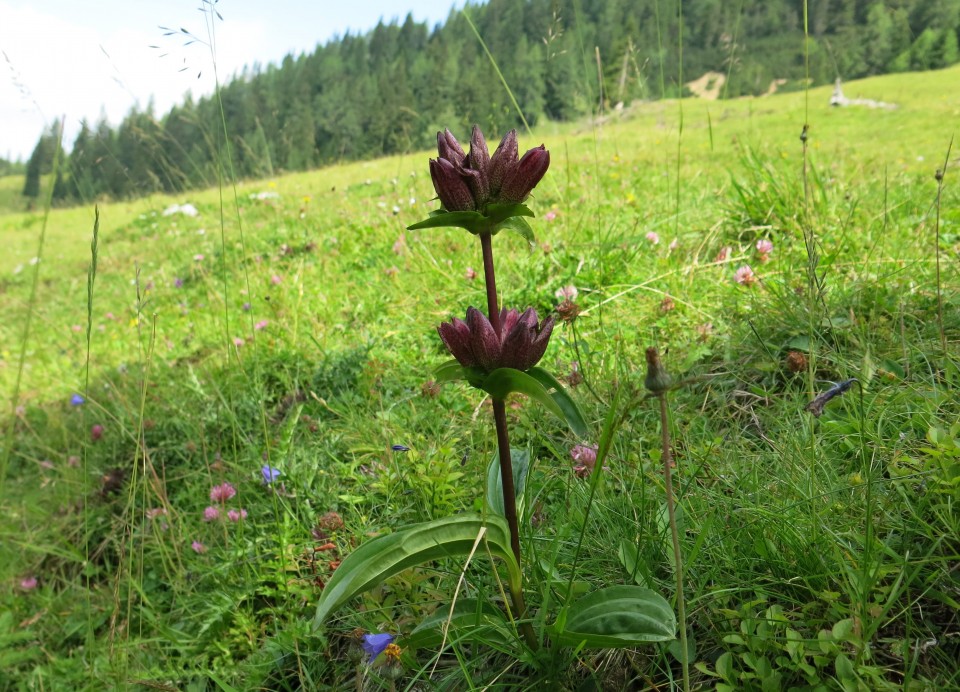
[429,126,550,212]
[438,306,554,373]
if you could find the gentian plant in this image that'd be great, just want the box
[313,127,675,669]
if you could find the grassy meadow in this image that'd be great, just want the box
[1,65,959,689]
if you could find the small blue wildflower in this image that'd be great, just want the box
[70,394,85,406]
[391,444,410,452]
[362,633,395,664]
[261,465,281,484]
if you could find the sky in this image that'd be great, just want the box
[0,0,462,161]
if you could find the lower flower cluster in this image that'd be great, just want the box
[438,306,554,373]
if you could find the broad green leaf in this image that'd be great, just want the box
[434,359,467,383]
[480,368,565,421]
[433,361,487,388]
[405,598,513,649]
[313,514,519,628]
[485,202,535,227]
[406,210,488,234]
[485,448,530,518]
[406,204,532,235]
[527,367,589,437]
[551,585,676,648]
[493,216,536,246]
[617,540,652,588]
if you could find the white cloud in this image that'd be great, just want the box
[0,1,264,159]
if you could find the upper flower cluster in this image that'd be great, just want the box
[438,306,554,373]
[429,126,550,213]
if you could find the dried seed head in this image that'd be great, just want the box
[785,350,808,373]
[644,346,672,394]
[556,299,581,322]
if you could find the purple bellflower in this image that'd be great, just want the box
[362,633,395,664]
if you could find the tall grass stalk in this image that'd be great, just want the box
[82,207,99,650]
[0,117,65,491]
[799,0,823,546]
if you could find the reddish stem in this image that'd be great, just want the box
[479,232,501,334]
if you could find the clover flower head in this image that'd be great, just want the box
[20,576,38,590]
[646,231,660,245]
[571,444,599,479]
[210,482,237,503]
[571,444,598,466]
[227,508,247,522]
[756,239,773,255]
[191,540,207,554]
[734,265,757,287]
[203,506,220,521]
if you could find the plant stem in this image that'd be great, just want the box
[934,137,953,354]
[493,399,522,568]
[479,232,501,334]
[659,393,690,692]
[478,230,536,650]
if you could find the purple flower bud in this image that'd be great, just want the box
[499,145,550,204]
[466,306,502,372]
[437,129,466,166]
[437,317,477,367]
[488,130,519,197]
[502,308,555,371]
[464,125,491,205]
[430,158,475,212]
[391,444,410,452]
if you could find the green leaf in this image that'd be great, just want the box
[493,216,536,246]
[485,202,535,227]
[486,448,530,518]
[716,651,735,681]
[406,204,533,235]
[313,514,520,628]
[527,367,589,437]
[406,210,489,234]
[479,368,565,421]
[433,361,487,388]
[551,585,676,648]
[405,598,513,649]
[434,359,467,382]
[617,540,652,588]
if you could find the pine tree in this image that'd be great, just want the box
[22,134,45,199]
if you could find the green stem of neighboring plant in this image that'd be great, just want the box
[479,230,537,650]
[659,392,690,692]
[933,137,953,354]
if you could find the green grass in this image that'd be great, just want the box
[1,65,958,690]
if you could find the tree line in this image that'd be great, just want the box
[19,0,960,204]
